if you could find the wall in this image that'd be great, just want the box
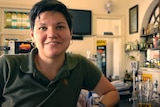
[0,0,129,15]
[0,0,40,8]
[59,0,129,15]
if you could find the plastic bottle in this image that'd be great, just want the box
[136,78,143,103]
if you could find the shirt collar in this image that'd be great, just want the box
[20,48,78,75]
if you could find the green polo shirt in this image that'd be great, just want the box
[0,48,102,107]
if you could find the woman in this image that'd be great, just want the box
[0,0,119,107]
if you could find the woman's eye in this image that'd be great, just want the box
[39,27,47,31]
[57,26,65,29]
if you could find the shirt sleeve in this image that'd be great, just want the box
[78,55,102,91]
[0,55,6,103]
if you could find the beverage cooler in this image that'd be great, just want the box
[96,40,107,77]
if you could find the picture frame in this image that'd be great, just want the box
[129,5,138,34]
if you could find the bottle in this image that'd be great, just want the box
[136,40,140,50]
[124,70,129,80]
[5,11,12,28]
[153,35,158,48]
[101,52,106,74]
[26,12,30,29]
[144,79,153,103]
[17,12,22,29]
[22,12,27,29]
[142,28,145,35]
[152,80,159,102]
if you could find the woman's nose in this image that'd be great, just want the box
[48,28,58,38]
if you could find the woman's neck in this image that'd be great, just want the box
[34,54,65,80]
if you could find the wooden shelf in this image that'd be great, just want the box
[141,32,158,37]
[96,35,121,38]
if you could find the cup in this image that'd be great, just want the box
[86,50,91,59]
[136,79,153,107]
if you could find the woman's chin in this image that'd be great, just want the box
[45,52,61,58]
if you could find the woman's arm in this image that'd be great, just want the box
[93,75,120,107]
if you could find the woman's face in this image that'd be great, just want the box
[30,11,72,59]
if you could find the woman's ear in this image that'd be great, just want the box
[70,30,73,38]
[30,30,35,42]
[30,29,34,37]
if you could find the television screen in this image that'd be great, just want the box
[69,9,92,35]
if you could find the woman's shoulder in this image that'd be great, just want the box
[0,54,25,58]
[0,54,27,62]
[67,53,88,61]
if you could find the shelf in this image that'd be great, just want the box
[96,35,121,38]
[139,49,147,52]
[125,50,139,52]
[139,48,160,52]
[140,32,158,37]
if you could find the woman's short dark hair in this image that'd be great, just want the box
[29,0,72,31]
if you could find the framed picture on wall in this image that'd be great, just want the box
[129,5,138,34]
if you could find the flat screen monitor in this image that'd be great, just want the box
[69,9,92,35]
